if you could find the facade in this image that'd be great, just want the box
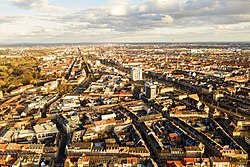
[131,66,142,81]
[56,111,81,134]
[0,90,3,99]
[33,122,59,142]
[210,157,230,167]
[145,82,157,99]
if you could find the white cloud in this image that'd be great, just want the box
[8,0,66,12]
[0,15,23,24]
[162,15,174,24]
[109,0,128,16]
[1,0,250,42]
[216,23,250,31]
[58,8,174,32]
[184,0,216,10]
[154,0,181,11]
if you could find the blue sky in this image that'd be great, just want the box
[0,0,250,43]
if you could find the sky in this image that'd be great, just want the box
[0,0,250,43]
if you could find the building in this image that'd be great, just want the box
[0,90,3,99]
[184,158,210,167]
[33,122,59,142]
[60,95,81,111]
[22,144,45,154]
[42,80,58,93]
[94,119,116,131]
[131,66,142,81]
[210,157,230,167]
[13,154,41,167]
[14,129,36,143]
[56,111,81,134]
[145,82,157,99]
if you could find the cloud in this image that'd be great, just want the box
[216,23,250,32]
[62,10,174,32]
[131,0,250,25]
[8,0,250,31]
[178,0,250,24]
[109,0,128,16]
[0,15,23,24]
[184,0,216,10]
[1,0,250,43]
[38,0,249,38]
[8,0,65,12]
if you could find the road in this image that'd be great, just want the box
[65,57,77,80]
[201,100,244,119]
[72,75,100,95]
[170,117,222,157]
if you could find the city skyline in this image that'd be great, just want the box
[0,0,250,43]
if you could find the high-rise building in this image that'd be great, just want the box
[0,90,3,99]
[131,66,142,81]
[145,82,157,99]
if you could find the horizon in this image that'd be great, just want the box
[1,41,250,45]
[0,0,250,43]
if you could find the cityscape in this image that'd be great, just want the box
[0,43,249,167]
[0,0,250,167]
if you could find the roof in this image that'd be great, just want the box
[33,122,59,134]
[0,144,7,150]
[184,158,196,163]
[185,146,202,151]
[169,133,179,139]
[2,130,14,141]
[211,157,230,163]
[94,119,116,126]
[6,143,25,151]
[78,156,90,164]
[72,142,92,149]
[18,130,35,138]
[189,94,199,101]
[127,157,138,164]
[23,144,44,150]
[167,160,185,167]
[14,121,29,128]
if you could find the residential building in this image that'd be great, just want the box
[210,157,230,167]
[131,66,142,81]
[145,82,157,99]
[33,122,59,142]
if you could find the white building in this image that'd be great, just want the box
[60,95,81,111]
[210,157,230,167]
[15,129,36,142]
[57,111,81,134]
[131,66,142,81]
[145,82,157,99]
[33,122,59,141]
[0,90,3,98]
[101,113,116,120]
[42,81,58,93]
